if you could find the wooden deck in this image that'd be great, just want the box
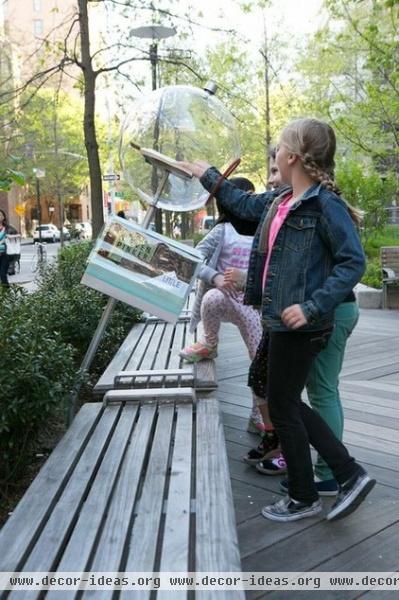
[216,308,399,599]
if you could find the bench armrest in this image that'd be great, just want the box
[382,267,398,280]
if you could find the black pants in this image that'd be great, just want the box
[0,253,9,285]
[267,330,361,504]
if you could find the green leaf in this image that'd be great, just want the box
[7,169,25,185]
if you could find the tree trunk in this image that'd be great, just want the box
[78,0,103,237]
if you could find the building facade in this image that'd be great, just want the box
[1,0,91,235]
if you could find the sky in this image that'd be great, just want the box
[171,0,326,60]
[94,0,326,108]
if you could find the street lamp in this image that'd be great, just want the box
[32,167,45,243]
[130,24,177,234]
[130,25,177,91]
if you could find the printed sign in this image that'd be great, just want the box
[81,216,203,323]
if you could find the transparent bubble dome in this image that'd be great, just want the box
[119,85,241,212]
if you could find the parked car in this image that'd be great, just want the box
[60,227,71,241]
[200,215,216,233]
[33,224,60,243]
[75,222,92,240]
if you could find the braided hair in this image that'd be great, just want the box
[281,118,363,226]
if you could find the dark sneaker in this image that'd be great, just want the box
[280,477,339,497]
[327,469,376,522]
[261,496,322,522]
[256,452,287,475]
[243,430,279,465]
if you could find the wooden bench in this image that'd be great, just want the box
[0,394,244,599]
[381,246,399,309]
[94,314,217,396]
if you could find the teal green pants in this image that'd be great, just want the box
[306,302,359,481]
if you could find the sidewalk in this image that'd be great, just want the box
[218,309,399,594]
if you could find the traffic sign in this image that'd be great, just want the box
[102,173,120,181]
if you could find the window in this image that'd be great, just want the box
[33,0,41,11]
[33,19,43,35]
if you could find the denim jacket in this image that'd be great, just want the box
[200,167,366,332]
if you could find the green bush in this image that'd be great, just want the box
[336,159,399,245]
[363,225,399,258]
[36,241,142,387]
[0,286,76,475]
[361,257,382,289]
[0,242,141,480]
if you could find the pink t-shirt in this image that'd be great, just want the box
[262,194,292,291]
[217,222,253,273]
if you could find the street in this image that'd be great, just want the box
[9,240,67,289]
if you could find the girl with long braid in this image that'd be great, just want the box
[180,118,375,523]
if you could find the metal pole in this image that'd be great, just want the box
[36,177,42,244]
[67,169,169,424]
[150,41,163,234]
[150,42,157,90]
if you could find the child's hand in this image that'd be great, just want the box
[178,160,212,178]
[213,274,225,289]
[223,268,243,286]
[281,304,308,329]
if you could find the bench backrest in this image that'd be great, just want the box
[381,246,399,275]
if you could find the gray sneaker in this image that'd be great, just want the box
[327,470,376,522]
[261,496,322,522]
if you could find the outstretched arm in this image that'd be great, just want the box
[180,161,278,222]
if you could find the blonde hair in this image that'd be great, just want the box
[280,118,363,226]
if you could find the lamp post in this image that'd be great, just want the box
[32,167,45,243]
[130,24,177,234]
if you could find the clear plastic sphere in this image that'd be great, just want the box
[119,85,241,212]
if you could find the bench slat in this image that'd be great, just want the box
[8,407,123,600]
[150,322,178,386]
[166,320,186,373]
[159,403,193,575]
[94,322,147,393]
[104,387,195,403]
[125,322,158,372]
[195,398,244,588]
[0,403,103,573]
[46,406,137,579]
[138,321,165,371]
[121,404,175,594]
[191,322,218,391]
[80,404,158,600]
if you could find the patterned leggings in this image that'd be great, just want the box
[200,288,263,410]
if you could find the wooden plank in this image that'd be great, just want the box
[343,429,399,456]
[94,322,146,393]
[196,397,244,592]
[120,404,175,600]
[241,485,398,572]
[42,406,135,590]
[8,407,123,600]
[137,320,164,371]
[124,321,158,372]
[148,322,175,386]
[196,404,246,600]
[344,419,399,443]
[195,360,218,390]
[115,368,194,389]
[104,387,195,403]
[331,518,399,573]
[157,404,193,600]
[81,404,157,600]
[0,403,103,572]
[165,320,186,375]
